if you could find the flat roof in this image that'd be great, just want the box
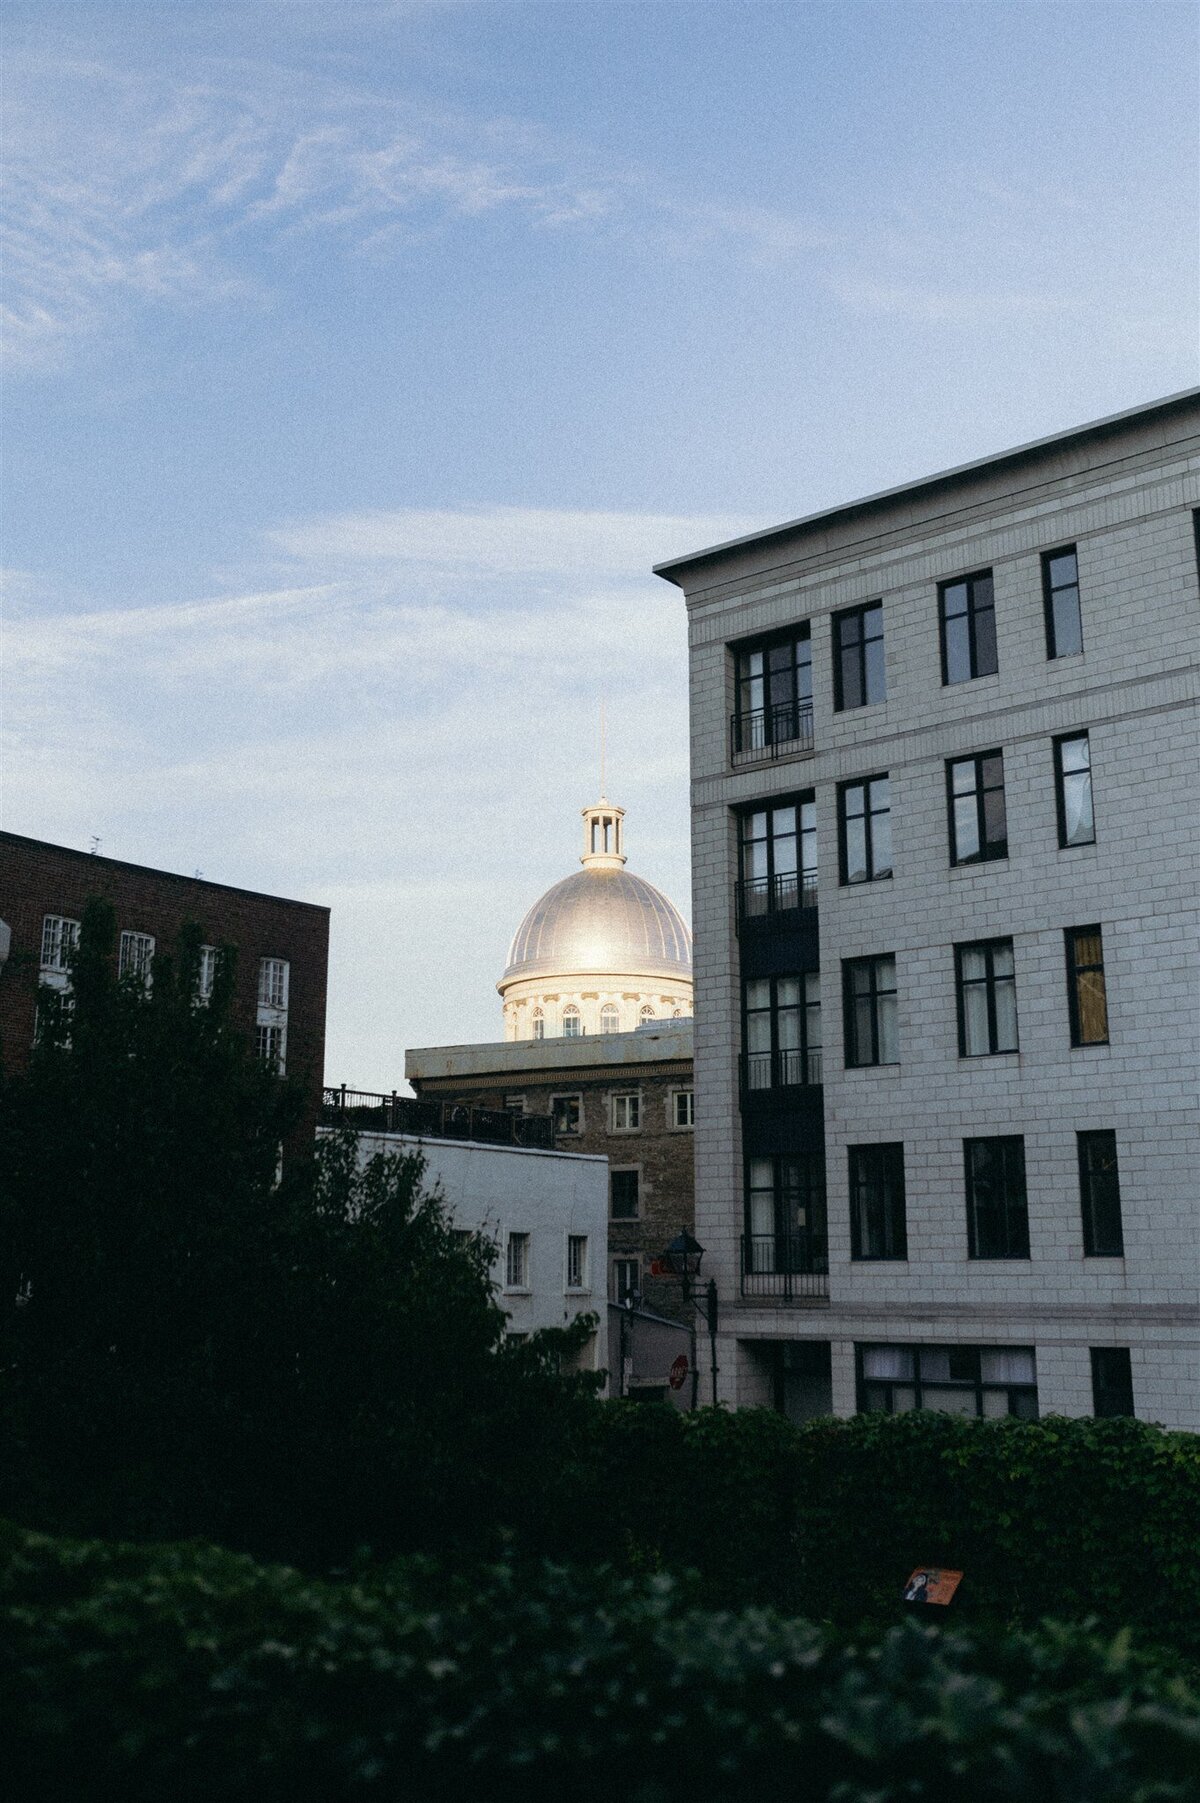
[317,1124,606,1164]
[653,388,1200,585]
[406,1022,694,1083]
[0,830,330,915]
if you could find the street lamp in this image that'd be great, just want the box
[660,1228,719,1407]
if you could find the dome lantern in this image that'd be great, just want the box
[581,798,626,870]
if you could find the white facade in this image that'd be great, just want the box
[657,391,1200,1430]
[325,1127,609,1371]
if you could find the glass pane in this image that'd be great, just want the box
[1048,551,1077,588]
[918,1348,951,1381]
[872,810,892,878]
[1077,969,1108,1041]
[944,614,971,683]
[877,993,898,1064]
[942,582,967,617]
[921,1386,979,1416]
[954,795,979,861]
[981,1388,1009,1418]
[973,602,998,676]
[864,636,885,703]
[863,1384,891,1412]
[1052,590,1083,657]
[952,760,977,797]
[746,1014,771,1054]
[840,645,863,710]
[863,1345,913,1380]
[1063,771,1094,845]
[994,979,1018,1052]
[960,947,987,982]
[746,978,770,1010]
[963,984,989,1055]
[1010,1390,1039,1421]
[853,997,874,1062]
[890,1386,917,1412]
[980,1348,1035,1384]
[776,977,801,1010]
[1060,736,1089,775]
[983,786,1007,849]
[845,819,867,883]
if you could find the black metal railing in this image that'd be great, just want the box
[740,1233,829,1300]
[735,869,817,926]
[321,1087,555,1150]
[730,700,814,761]
[739,1047,823,1092]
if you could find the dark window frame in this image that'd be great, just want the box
[833,600,885,711]
[731,626,814,756]
[848,1143,908,1261]
[1078,1130,1123,1256]
[1053,732,1095,849]
[946,750,1007,866]
[939,568,997,684]
[741,970,822,1090]
[954,937,1019,1057]
[842,953,899,1068]
[857,1342,1038,1418]
[736,791,817,919]
[1042,544,1083,659]
[550,1092,583,1136]
[609,1167,640,1220]
[964,1135,1030,1260]
[1090,1347,1134,1418]
[1065,925,1109,1047]
[837,773,892,884]
[744,1149,828,1276]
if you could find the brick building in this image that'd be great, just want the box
[0,833,330,1127]
[655,389,1200,1429]
[405,1023,695,1323]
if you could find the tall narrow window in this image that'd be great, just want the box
[611,1258,640,1304]
[562,1005,581,1038]
[505,1232,530,1289]
[1054,733,1095,847]
[848,1144,907,1260]
[258,957,289,1010]
[947,751,1007,865]
[737,794,817,919]
[600,1003,620,1033]
[611,1092,642,1131]
[1042,546,1082,658]
[939,570,997,683]
[1078,1130,1123,1256]
[743,973,821,1089]
[118,930,155,985]
[672,1089,695,1128]
[833,601,885,710]
[610,1169,640,1219]
[197,945,219,1003]
[256,1023,286,1072]
[732,629,813,756]
[1066,926,1109,1045]
[531,1008,545,1040]
[1090,1348,1134,1418]
[965,1136,1029,1259]
[40,915,80,972]
[838,775,892,884]
[955,938,1018,1055]
[551,1094,581,1135]
[566,1235,588,1291]
[745,1153,827,1276]
[842,955,898,1067]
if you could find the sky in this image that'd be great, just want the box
[3,0,1198,1089]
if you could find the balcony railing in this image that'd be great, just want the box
[740,1047,823,1092]
[321,1087,554,1151]
[741,1234,829,1301]
[735,869,817,927]
[730,699,814,762]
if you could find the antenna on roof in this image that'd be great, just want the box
[600,696,607,802]
[88,836,101,856]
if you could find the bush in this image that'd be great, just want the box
[2,1522,1197,1802]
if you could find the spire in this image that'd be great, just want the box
[581,798,626,869]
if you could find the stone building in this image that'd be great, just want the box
[655,389,1200,1430]
[0,831,330,1135]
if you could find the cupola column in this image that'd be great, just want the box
[581,798,626,870]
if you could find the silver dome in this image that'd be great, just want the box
[501,867,693,986]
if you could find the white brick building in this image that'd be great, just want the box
[655,391,1200,1430]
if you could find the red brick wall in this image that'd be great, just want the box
[0,833,329,1135]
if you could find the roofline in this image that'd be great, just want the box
[652,388,1200,585]
[0,830,330,916]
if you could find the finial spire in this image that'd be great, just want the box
[600,698,607,803]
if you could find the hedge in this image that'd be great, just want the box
[562,1408,1200,1657]
[3,1522,1199,1802]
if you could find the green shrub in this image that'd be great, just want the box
[2,1523,1198,1802]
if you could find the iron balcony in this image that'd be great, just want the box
[739,1047,823,1091]
[735,869,817,928]
[730,699,815,763]
[740,1233,830,1301]
[321,1087,555,1151]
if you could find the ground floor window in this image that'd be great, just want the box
[857,1342,1037,1419]
[1091,1347,1135,1418]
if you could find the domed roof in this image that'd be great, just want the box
[502,866,692,986]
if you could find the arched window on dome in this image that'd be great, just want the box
[562,1005,582,1039]
[672,1008,683,1017]
[639,1005,655,1028]
[531,1008,544,1041]
[600,1004,619,1034]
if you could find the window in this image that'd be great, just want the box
[947,751,1007,865]
[1066,926,1109,1046]
[743,973,821,1088]
[118,930,155,985]
[732,629,813,756]
[955,938,1018,1056]
[256,1023,286,1073]
[600,1003,620,1033]
[1079,1130,1123,1256]
[566,1235,589,1291]
[848,1144,907,1260]
[833,600,885,710]
[40,914,79,972]
[965,1136,1029,1259]
[505,1232,530,1289]
[838,775,891,884]
[197,945,218,1003]
[531,1008,545,1041]
[611,1092,642,1131]
[1054,733,1094,847]
[638,1005,655,1026]
[562,1005,581,1039]
[737,795,817,919]
[1091,1347,1134,1419]
[610,1169,640,1219]
[939,569,997,683]
[672,1088,695,1129]
[859,1344,1037,1419]
[611,1258,640,1304]
[842,955,898,1067]
[258,957,289,1010]
[503,1094,526,1115]
[551,1094,582,1136]
[1042,546,1082,658]
[745,1153,827,1275]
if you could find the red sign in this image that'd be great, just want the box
[903,1568,963,1606]
[668,1353,689,1391]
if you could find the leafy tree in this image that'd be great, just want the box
[0,898,600,1564]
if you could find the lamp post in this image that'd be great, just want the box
[618,1284,642,1399]
[661,1229,719,1407]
